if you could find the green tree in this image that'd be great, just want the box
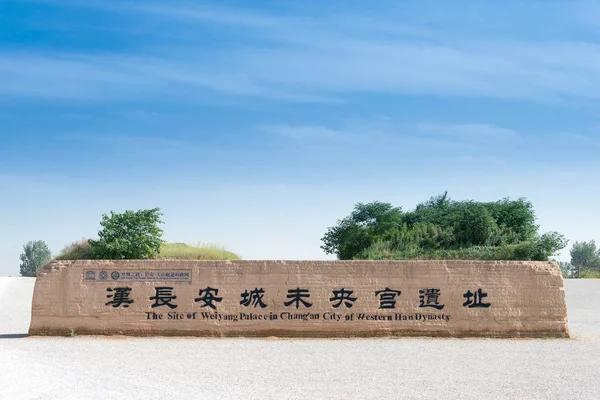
[320,201,403,260]
[89,208,164,259]
[555,260,574,278]
[19,240,52,277]
[570,240,600,273]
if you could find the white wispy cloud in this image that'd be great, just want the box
[263,120,519,151]
[2,2,600,103]
[0,52,335,102]
[262,125,361,143]
[120,3,286,30]
[0,53,148,99]
[233,39,600,102]
[55,133,222,157]
[413,123,519,143]
[543,132,600,148]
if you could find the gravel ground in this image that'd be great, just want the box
[1,278,599,400]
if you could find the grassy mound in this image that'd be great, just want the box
[54,240,241,260]
[156,242,241,260]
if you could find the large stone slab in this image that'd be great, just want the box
[28,260,569,338]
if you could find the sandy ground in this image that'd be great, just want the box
[0,278,599,400]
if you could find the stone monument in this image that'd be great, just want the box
[28,260,569,338]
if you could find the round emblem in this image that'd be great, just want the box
[111,271,120,280]
[99,271,108,280]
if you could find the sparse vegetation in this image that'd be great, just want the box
[580,270,600,279]
[55,239,93,260]
[54,241,240,261]
[156,242,241,260]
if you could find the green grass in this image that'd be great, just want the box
[579,270,600,279]
[357,241,562,262]
[155,242,241,260]
[54,240,241,260]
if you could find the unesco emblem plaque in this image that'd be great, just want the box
[83,269,192,283]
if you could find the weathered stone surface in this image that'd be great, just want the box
[28,260,569,338]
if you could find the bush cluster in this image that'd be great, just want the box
[321,192,567,261]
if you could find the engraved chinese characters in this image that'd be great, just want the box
[150,287,177,309]
[240,288,267,308]
[330,288,357,308]
[103,286,491,311]
[105,287,133,308]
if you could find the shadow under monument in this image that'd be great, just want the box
[0,333,29,339]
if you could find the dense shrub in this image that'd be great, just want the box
[55,239,94,260]
[322,192,567,261]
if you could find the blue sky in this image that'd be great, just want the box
[1,0,599,275]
